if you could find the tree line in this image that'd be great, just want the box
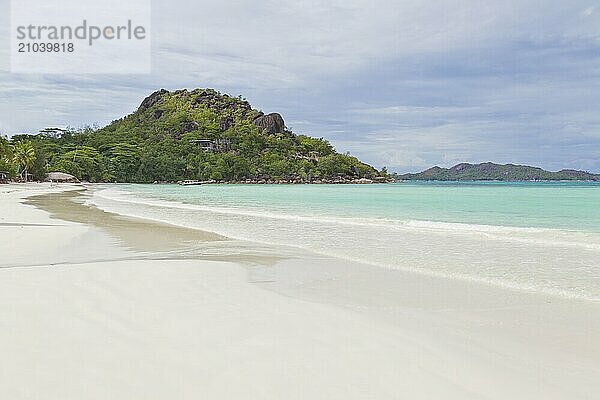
[1,127,385,183]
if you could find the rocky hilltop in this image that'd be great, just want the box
[399,162,600,181]
[137,89,289,134]
[16,88,387,183]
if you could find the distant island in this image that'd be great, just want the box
[397,162,600,181]
[1,88,388,184]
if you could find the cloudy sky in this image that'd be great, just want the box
[1,0,599,172]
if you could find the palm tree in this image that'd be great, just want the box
[0,137,12,181]
[0,137,10,160]
[12,141,36,182]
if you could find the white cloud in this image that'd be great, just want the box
[582,6,595,17]
[0,0,599,171]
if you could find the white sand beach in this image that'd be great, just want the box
[1,183,599,399]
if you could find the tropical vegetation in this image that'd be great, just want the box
[11,141,37,181]
[1,89,387,183]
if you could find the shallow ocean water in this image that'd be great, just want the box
[88,182,600,301]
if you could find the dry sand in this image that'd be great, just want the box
[1,183,598,399]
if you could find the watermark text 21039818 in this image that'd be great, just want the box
[18,42,74,53]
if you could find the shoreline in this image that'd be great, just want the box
[88,183,600,301]
[1,183,599,399]
[26,185,600,301]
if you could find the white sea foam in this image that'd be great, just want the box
[88,186,600,301]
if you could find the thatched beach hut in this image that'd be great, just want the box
[46,172,80,183]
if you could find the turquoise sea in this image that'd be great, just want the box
[90,182,600,300]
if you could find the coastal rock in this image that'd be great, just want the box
[181,121,200,133]
[219,116,234,131]
[253,113,286,134]
[139,89,169,110]
[192,89,254,119]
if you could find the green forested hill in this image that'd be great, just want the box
[9,88,385,183]
[398,162,600,181]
